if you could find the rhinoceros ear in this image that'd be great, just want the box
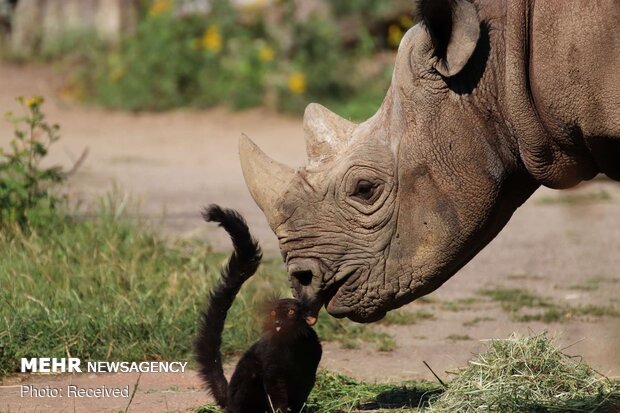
[303,103,356,165]
[417,0,480,77]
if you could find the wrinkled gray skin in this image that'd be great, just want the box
[240,0,620,323]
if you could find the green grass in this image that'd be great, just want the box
[380,310,436,326]
[478,287,620,323]
[446,334,472,342]
[536,190,612,205]
[478,288,553,312]
[505,273,544,282]
[305,371,440,412]
[462,317,495,327]
[197,370,442,413]
[439,297,479,312]
[478,287,566,322]
[326,325,394,352]
[197,335,620,412]
[566,276,619,292]
[375,335,397,352]
[572,305,620,318]
[0,205,382,376]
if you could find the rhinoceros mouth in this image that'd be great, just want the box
[324,265,388,322]
[288,259,357,321]
[323,269,356,314]
[324,267,389,323]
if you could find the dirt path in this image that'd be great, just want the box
[0,63,306,252]
[1,63,619,413]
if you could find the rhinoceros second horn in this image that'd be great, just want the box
[303,103,357,165]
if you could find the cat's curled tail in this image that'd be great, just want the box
[194,204,262,408]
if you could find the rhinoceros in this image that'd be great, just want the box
[239,0,620,322]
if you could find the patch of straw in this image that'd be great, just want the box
[426,333,620,412]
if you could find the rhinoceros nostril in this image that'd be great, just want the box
[290,270,313,287]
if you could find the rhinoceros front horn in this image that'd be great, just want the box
[239,135,295,229]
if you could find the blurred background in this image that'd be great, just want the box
[0,0,414,117]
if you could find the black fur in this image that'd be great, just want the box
[195,205,322,413]
[195,205,262,407]
[416,0,456,57]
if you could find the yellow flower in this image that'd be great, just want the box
[400,15,414,29]
[258,45,275,62]
[149,0,172,17]
[25,96,44,108]
[287,72,306,95]
[201,26,222,53]
[388,24,404,48]
[242,0,268,10]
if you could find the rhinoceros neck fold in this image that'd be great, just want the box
[504,0,598,189]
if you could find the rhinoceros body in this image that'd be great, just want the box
[240,0,620,322]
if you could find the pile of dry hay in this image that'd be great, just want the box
[426,333,620,412]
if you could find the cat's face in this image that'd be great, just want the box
[264,298,315,336]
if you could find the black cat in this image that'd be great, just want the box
[195,205,322,413]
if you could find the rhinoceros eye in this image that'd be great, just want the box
[342,167,391,215]
[352,180,378,202]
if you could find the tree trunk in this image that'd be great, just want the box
[10,0,137,55]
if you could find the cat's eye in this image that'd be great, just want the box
[270,310,276,317]
[287,309,296,316]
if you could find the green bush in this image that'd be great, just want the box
[67,0,404,119]
[0,97,65,230]
[89,0,272,110]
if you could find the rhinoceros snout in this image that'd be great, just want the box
[288,259,321,292]
[287,258,326,318]
[289,268,313,287]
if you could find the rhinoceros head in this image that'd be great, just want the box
[240,0,538,322]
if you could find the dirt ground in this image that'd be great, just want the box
[0,63,619,413]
